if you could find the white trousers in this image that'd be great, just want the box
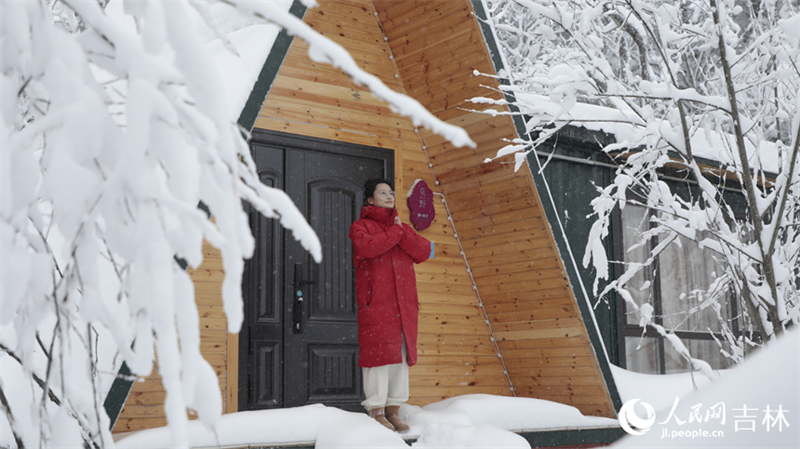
[361,340,409,410]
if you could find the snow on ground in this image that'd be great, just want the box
[405,395,616,447]
[115,394,616,448]
[610,329,799,449]
[610,364,721,415]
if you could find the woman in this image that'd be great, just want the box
[349,178,431,432]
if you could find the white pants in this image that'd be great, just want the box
[361,339,409,410]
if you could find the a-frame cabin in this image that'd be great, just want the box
[112,0,621,435]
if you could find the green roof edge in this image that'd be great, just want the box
[102,361,133,431]
[469,0,624,416]
[237,0,308,132]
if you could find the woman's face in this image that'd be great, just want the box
[367,183,395,209]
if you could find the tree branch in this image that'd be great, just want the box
[767,122,800,258]
[0,343,61,406]
[709,0,782,337]
[0,383,26,448]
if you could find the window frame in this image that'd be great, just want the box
[615,183,747,374]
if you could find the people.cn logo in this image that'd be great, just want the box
[618,399,656,435]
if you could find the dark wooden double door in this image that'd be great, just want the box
[240,130,393,412]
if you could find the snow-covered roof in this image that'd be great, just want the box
[101,1,291,125]
[204,7,290,123]
[509,92,782,174]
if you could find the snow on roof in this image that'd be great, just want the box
[101,1,290,125]
[204,9,290,123]
[81,0,289,394]
[510,92,782,174]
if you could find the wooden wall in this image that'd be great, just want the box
[373,0,616,417]
[254,0,511,406]
[113,243,237,433]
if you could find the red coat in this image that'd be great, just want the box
[349,205,431,368]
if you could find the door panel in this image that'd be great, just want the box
[307,344,360,403]
[241,145,284,410]
[253,340,281,408]
[241,130,392,412]
[308,179,362,321]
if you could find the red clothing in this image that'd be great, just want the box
[349,205,431,368]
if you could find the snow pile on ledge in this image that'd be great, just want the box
[610,364,722,414]
[115,394,617,448]
[406,394,616,448]
[407,394,616,434]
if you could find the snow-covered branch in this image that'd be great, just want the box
[481,0,800,371]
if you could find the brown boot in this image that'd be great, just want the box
[385,405,410,432]
[367,407,396,431]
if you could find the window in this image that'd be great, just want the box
[619,204,737,374]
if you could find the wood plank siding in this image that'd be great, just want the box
[255,0,511,408]
[373,0,616,417]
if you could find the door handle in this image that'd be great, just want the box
[293,263,316,334]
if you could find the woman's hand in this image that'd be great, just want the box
[394,216,401,225]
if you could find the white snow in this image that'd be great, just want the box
[610,329,800,448]
[95,1,288,125]
[610,364,719,415]
[2,0,478,446]
[203,3,290,122]
[477,92,782,174]
[115,394,616,449]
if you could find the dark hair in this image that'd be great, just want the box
[364,178,394,204]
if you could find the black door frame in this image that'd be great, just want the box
[239,129,394,411]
